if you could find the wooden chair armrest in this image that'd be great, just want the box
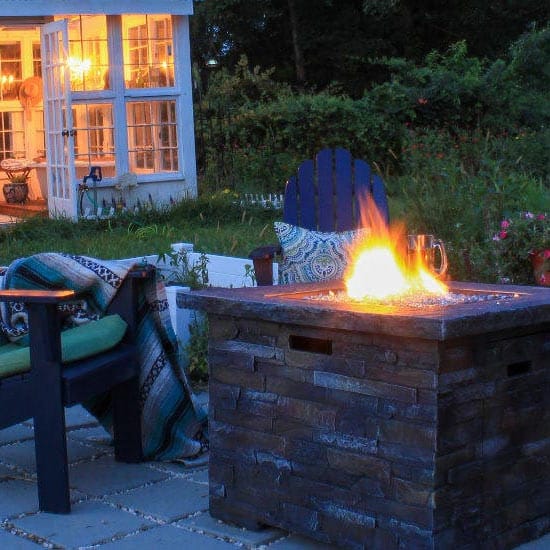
[0,266,154,304]
[0,289,75,304]
[248,244,281,260]
[249,244,281,286]
[127,264,156,279]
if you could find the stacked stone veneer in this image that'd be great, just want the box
[205,312,549,549]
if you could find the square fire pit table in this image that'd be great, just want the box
[178,280,550,549]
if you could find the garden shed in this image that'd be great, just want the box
[0,0,197,219]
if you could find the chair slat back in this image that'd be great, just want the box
[282,148,389,231]
[334,148,354,231]
[317,149,334,231]
[296,159,316,229]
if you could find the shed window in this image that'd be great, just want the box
[73,104,115,173]
[66,15,109,91]
[127,100,178,173]
[0,112,25,161]
[122,15,174,89]
[32,43,42,77]
[0,43,22,101]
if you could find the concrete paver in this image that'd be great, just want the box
[0,438,106,473]
[178,511,285,546]
[11,501,154,548]
[182,465,209,484]
[99,524,239,549]
[0,479,42,518]
[150,460,209,482]
[69,455,170,496]
[0,529,39,549]
[64,404,100,429]
[0,424,34,445]
[0,462,21,477]
[66,424,114,447]
[105,478,209,522]
[516,534,550,550]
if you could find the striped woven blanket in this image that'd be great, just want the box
[0,253,207,461]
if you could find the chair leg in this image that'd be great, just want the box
[33,402,70,513]
[28,302,71,513]
[112,376,143,463]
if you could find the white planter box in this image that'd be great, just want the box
[123,242,278,346]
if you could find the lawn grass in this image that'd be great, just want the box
[0,197,280,266]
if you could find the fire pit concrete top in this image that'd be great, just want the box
[178,281,550,340]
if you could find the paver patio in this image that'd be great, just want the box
[0,405,547,549]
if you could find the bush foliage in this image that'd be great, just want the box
[195,27,549,284]
[199,27,548,187]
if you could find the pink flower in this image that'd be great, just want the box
[499,230,508,239]
[537,213,546,220]
[500,220,510,229]
[544,250,550,259]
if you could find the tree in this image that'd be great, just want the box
[287,0,306,85]
[191,0,550,96]
[191,0,375,93]
[362,0,401,17]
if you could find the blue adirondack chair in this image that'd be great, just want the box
[249,148,390,285]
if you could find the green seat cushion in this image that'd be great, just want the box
[0,314,128,379]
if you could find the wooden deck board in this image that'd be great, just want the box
[0,200,48,218]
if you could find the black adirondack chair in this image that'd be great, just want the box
[0,265,154,513]
[249,148,390,286]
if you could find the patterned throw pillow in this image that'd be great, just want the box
[275,222,369,284]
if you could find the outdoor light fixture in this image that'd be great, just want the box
[67,56,92,82]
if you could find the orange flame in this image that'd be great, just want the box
[345,196,447,300]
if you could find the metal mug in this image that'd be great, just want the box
[407,234,448,278]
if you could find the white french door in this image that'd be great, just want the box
[40,20,78,220]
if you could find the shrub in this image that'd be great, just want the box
[197,28,550,195]
[200,55,292,109]
[368,41,503,131]
[389,129,550,282]
[184,314,209,383]
[200,91,407,193]
[367,28,550,134]
[506,25,550,92]
[490,212,549,285]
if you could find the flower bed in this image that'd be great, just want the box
[492,212,549,285]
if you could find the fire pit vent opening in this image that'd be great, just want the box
[288,334,332,355]
[507,360,532,377]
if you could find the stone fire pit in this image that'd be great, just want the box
[179,281,550,549]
